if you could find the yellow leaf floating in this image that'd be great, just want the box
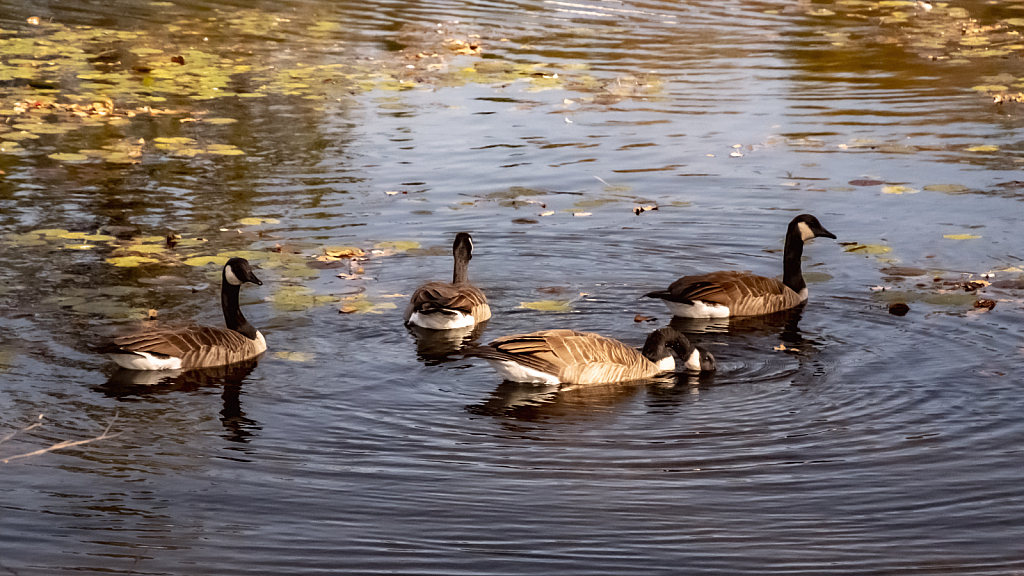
[943,234,982,240]
[238,217,280,226]
[324,246,365,259]
[881,185,918,195]
[106,256,159,267]
[183,255,230,267]
[965,145,999,152]
[519,300,573,312]
[63,244,96,250]
[48,153,89,162]
[275,351,315,362]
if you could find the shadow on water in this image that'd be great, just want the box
[93,356,262,443]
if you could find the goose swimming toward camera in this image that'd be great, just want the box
[102,257,267,371]
[644,214,836,318]
[465,327,715,385]
[405,232,491,330]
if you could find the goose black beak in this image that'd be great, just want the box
[817,228,837,240]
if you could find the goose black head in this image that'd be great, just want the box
[224,257,263,287]
[791,214,836,243]
[453,232,474,261]
[685,346,717,372]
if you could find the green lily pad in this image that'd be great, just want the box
[373,240,420,252]
[48,153,90,162]
[519,300,573,312]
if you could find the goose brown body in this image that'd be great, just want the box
[107,325,267,371]
[467,328,714,385]
[103,257,266,371]
[645,214,835,318]
[405,232,490,329]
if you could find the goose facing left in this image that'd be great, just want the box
[102,257,267,371]
[405,232,490,330]
[465,327,716,385]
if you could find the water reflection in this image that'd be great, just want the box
[94,356,262,443]
[407,321,488,365]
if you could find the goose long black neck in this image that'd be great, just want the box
[782,224,806,295]
[452,243,471,284]
[222,277,258,340]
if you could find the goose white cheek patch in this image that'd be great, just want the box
[224,265,242,286]
[797,221,814,242]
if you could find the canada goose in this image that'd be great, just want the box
[466,327,716,385]
[404,232,490,330]
[102,257,267,371]
[644,214,835,318]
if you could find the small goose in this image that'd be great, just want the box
[466,327,716,385]
[405,232,491,330]
[645,214,836,318]
[102,257,267,371]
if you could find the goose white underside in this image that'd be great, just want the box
[683,349,702,371]
[109,330,267,371]
[663,299,731,319]
[485,359,561,384]
[409,311,476,330]
[108,351,183,371]
[654,356,675,372]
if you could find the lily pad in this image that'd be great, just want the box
[843,243,893,254]
[48,152,90,162]
[183,255,229,267]
[338,294,397,314]
[275,351,315,362]
[923,184,969,194]
[373,240,420,252]
[106,255,159,267]
[519,300,573,312]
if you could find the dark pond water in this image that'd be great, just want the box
[2,0,1024,573]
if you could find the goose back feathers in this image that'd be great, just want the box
[645,214,835,318]
[467,327,715,385]
[103,257,267,371]
[405,232,490,329]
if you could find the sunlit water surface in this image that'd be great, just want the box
[1,0,1024,574]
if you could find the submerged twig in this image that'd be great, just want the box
[1,411,122,464]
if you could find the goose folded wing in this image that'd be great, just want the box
[668,271,787,304]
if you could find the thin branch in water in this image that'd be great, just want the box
[0,414,43,446]
[1,411,121,464]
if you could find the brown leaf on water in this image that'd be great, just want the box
[974,299,996,311]
[634,314,657,323]
[633,205,658,215]
[773,344,788,351]
[849,179,884,186]
[27,16,40,25]
[148,309,159,320]
[171,55,186,65]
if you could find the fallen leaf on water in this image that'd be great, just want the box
[974,299,996,311]
[27,16,40,25]
[238,217,280,226]
[965,145,999,152]
[923,184,969,194]
[882,185,919,194]
[573,212,592,217]
[539,211,555,217]
[338,294,397,314]
[634,314,656,322]
[773,344,788,351]
[849,179,884,186]
[323,246,365,259]
[943,234,981,240]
